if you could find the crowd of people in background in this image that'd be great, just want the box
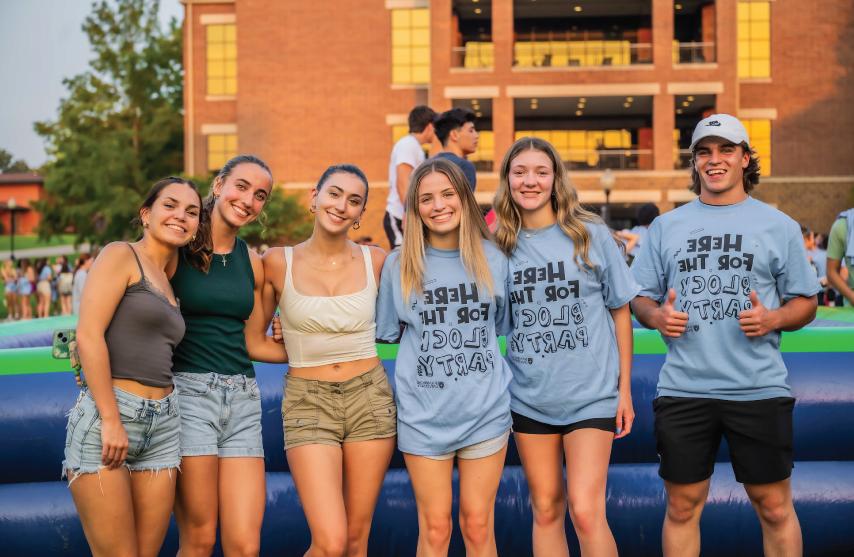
[1,253,94,321]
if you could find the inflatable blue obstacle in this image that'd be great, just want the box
[1,310,853,556]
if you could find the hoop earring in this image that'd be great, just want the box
[353,221,361,230]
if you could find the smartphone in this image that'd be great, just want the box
[52,329,85,387]
[52,329,75,359]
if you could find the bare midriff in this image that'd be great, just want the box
[112,377,174,399]
[288,356,382,382]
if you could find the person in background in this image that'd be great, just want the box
[802,226,828,305]
[433,107,479,191]
[827,209,854,307]
[35,257,53,318]
[384,105,437,249]
[56,255,75,315]
[72,254,93,316]
[18,258,34,320]
[2,258,19,321]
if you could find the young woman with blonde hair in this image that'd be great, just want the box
[376,157,512,557]
[249,163,395,557]
[493,137,638,557]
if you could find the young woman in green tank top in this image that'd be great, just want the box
[246,164,396,557]
[64,178,201,557]
[169,155,285,556]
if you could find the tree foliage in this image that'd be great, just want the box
[34,0,183,243]
[0,148,31,173]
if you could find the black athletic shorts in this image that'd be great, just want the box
[511,411,616,435]
[383,212,404,249]
[653,396,794,485]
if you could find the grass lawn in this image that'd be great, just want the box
[0,234,78,252]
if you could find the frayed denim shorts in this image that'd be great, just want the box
[62,387,181,482]
[174,372,264,458]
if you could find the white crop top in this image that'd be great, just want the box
[279,245,378,367]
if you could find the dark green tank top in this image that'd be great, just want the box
[170,237,255,376]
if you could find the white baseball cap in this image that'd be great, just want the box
[690,113,750,151]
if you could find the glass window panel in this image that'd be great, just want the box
[208,79,224,95]
[393,47,411,64]
[412,66,429,84]
[208,135,225,151]
[392,66,410,84]
[224,43,237,60]
[412,29,429,47]
[225,61,237,78]
[411,8,429,27]
[207,25,224,42]
[391,10,409,27]
[412,47,430,64]
[751,21,770,40]
[392,29,411,46]
[207,43,225,60]
[750,2,770,20]
[224,25,236,42]
[224,78,237,95]
[207,61,224,77]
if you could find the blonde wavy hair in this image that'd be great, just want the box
[400,158,493,300]
[493,137,600,270]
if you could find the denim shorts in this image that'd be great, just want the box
[425,430,511,461]
[282,364,397,450]
[62,387,181,482]
[174,372,264,458]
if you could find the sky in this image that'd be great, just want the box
[0,0,184,169]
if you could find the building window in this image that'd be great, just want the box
[207,134,237,171]
[737,2,770,79]
[207,23,237,95]
[515,129,631,168]
[391,8,430,85]
[743,119,771,175]
[469,130,494,171]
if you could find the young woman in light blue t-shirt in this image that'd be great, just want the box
[493,137,639,557]
[376,158,512,557]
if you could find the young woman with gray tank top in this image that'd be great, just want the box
[62,177,201,557]
[246,164,396,557]
[168,155,285,557]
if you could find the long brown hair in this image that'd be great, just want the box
[400,158,493,301]
[493,137,600,270]
[184,154,273,273]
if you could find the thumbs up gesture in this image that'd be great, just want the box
[656,288,689,338]
[738,290,778,337]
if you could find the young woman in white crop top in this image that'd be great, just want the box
[249,164,395,557]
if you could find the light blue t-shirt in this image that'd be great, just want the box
[631,197,821,401]
[507,222,639,425]
[628,224,649,257]
[376,241,512,456]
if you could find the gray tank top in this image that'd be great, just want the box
[105,244,186,387]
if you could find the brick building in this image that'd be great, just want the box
[0,173,44,235]
[181,0,854,247]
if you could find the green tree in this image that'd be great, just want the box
[239,189,314,247]
[34,0,183,243]
[0,148,31,173]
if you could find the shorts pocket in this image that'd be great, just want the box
[283,415,320,446]
[282,383,310,415]
[176,375,210,397]
[247,380,261,401]
[64,402,87,448]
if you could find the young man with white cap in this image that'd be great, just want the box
[630,114,820,556]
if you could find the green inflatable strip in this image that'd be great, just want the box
[816,306,854,324]
[3,327,852,376]
[0,315,77,337]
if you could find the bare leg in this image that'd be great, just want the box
[219,457,266,557]
[514,432,569,557]
[563,429,617,557]
[662,479,711,557]
[403,454,455,557]
[744,479,802,557]
[130,468,179,557]
[457,445,508,557]
[68,467,138,557]
[175,456,220,557]
[342,438,395,557]
[288,444,348,557]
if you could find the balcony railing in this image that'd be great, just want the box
[564,149,653,171]
[452,43,494,69]
[514,41,653,68]
[672,41,716,64]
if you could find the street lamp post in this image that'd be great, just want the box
[599,169,615,227]
[8,198,17,262]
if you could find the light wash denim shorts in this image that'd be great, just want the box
[62,387,181,482]
[174,372,264,458]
